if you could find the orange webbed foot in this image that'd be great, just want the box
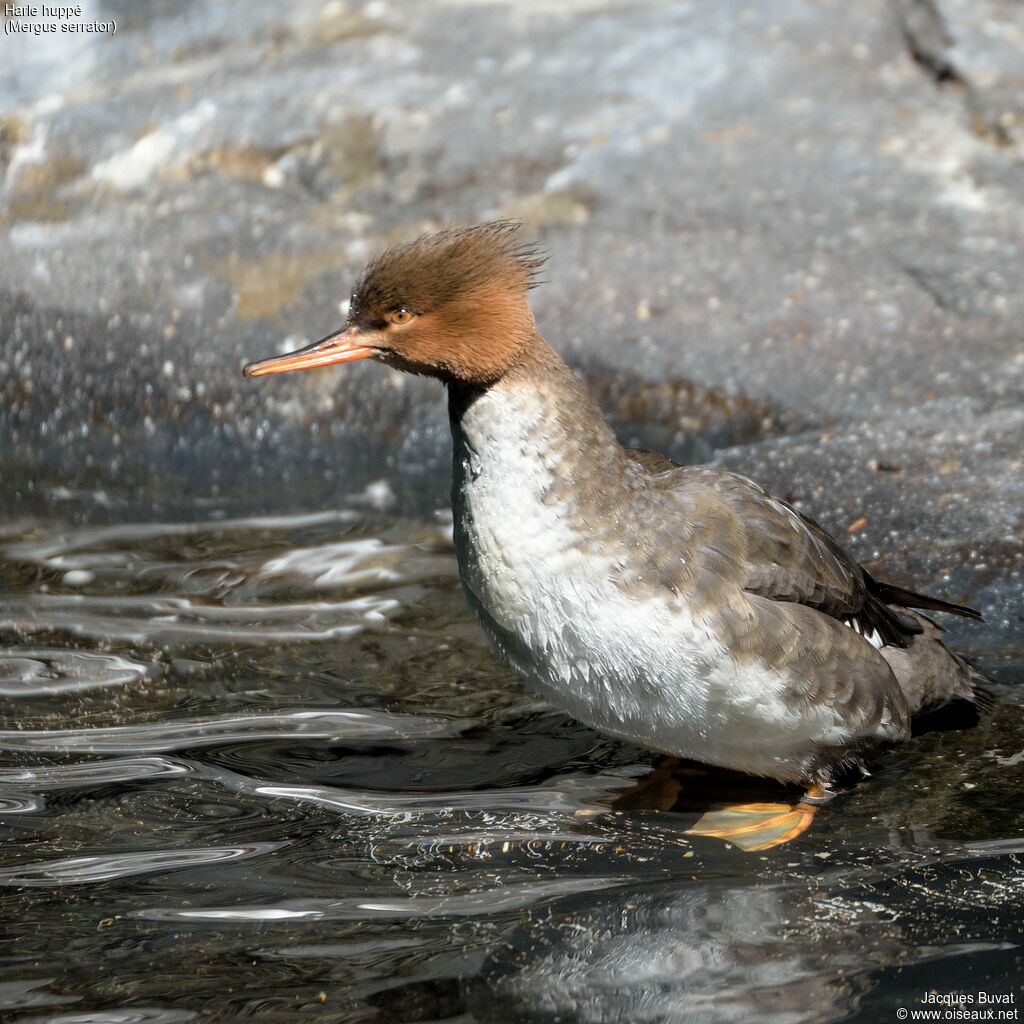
[684,783,835,851]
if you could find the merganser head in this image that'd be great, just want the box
[243,221,546,386]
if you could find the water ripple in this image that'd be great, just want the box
[0,593,401,645]
[0,976,79,1011]
[37,1008,196,1023]
[2,512,452,610]
[0,647,155,696]
[0,756,193,790]
[201,763,643,817]
[133,876,629,923]
[2,511,359,575]
[0,843,283,887]
[0,790,45,814]
[261,936,432,959]
[257,536,455,591]
[0,709,471,753]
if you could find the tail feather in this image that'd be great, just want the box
[971,683,996,714]
[880,609,990,715]
[870,578,984,622]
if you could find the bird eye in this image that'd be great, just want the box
[388,309,413,325]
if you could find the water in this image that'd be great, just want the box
[0,503,1021,1022]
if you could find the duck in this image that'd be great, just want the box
[243,221,986,848]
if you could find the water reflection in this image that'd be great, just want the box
[0,509,1020,1021]
[472,842,1024,1023]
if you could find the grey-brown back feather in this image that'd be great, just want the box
[626,447,978,645]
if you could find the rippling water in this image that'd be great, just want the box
[0,502,1021,1022]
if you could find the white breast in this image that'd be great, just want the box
[448,383,887,782]
[452,387,727,750]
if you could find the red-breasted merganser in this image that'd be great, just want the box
[244,222,986,848]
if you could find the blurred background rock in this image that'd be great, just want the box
[1,0,1021,650]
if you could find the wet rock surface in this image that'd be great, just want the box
[1,0,1021,505]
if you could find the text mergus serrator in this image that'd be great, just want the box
[244,222,986,848]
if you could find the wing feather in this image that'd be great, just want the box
[626,449,979,647]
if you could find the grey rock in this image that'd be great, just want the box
[897,0,1024,145]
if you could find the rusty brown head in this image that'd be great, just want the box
[243,221,547,386]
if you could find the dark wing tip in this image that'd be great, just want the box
[870,578,984,621]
